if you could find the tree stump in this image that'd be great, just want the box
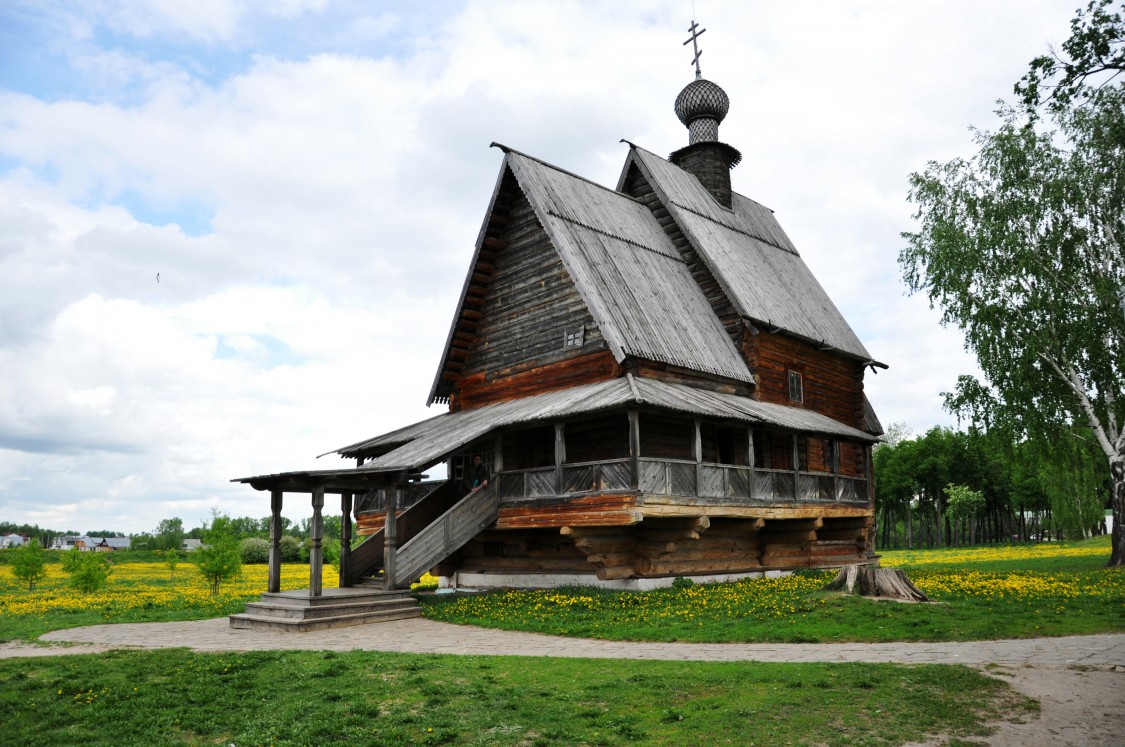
[823,565,929,602]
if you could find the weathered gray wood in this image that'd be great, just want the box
[308,487,324,599]
[554,422,565,494]
[394,484,499,587]
[824,565,929,602]
[383,486,398,592]
[268,490,283,594]
[339,492,352,587]
[628,409,640,489]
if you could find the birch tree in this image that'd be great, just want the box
[901,84,1125,564]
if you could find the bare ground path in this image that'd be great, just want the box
[2,621,1122,746]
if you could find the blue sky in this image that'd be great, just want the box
[0,0,1077,534]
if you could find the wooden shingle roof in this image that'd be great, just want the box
[623,145,882,365]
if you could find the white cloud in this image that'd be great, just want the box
[0,0,1079,532]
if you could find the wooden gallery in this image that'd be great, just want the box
[234,62,886,625]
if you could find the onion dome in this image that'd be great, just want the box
[674,78,730,144]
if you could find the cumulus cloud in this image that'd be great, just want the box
[0,1,1075,532]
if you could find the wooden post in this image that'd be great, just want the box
[268,489,283,594]
[792,434,800,500]
[384,483,399,591]
[554,423,566,495]
[308,486,324,598]
[339,492,353,587]
[693,419,702,497]
[747,428,755,501]
[628,409,640,490]
[831,440,839,501]
[494,435,503,497]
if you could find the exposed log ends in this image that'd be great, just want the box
[823,565,930,602]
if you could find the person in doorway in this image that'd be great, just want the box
[463,454,489,496]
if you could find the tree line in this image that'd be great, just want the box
[874,424,1109,549]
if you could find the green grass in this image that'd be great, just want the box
[0,649,1033,747]
[419,537,1124,642]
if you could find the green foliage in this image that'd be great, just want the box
[9,540,46,591]
[278,535,300,562]
[1016,0,1124,114]
[162,550,180,580]
[195,511,242,594]
[300,537,341,565]
[194,540,241,595]
[945,484,986,522]
[902,70,1125,562]
[238,538,270,564]
[65,552,112,593]
[153,517,184,552]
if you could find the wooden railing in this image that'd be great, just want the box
[393,483,498,587]
[346,480,454,585]
[497,458,867,504]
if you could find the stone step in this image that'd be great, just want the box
[244,597,419,621]
[229,606,422,632]
[256,589,412,608]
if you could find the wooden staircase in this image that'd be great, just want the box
[347,480,498,588]
[229,482,497,631]
[229,587,420,631]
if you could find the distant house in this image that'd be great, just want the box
[77,536,131,552]
[50,535,82,550]
[1,534,27,549]
[182,539,203,552]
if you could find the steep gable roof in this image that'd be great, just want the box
[622,145,881,365]
[428,146,753,405]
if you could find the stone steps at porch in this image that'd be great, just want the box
[229,587,421,632]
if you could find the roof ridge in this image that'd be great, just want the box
[491,142,642,203]
[668,198,798,256]
[545,209,683,262]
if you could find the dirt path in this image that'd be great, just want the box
[2,621,1122,746]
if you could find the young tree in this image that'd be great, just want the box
[65,551,112,593]
[194,510,242,594]
[162,549,180,580]
[902,81,1125,564]
[10,538,47,590]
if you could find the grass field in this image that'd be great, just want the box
[4,540,1113,745]
[0,559,339,642]
[419,536,1123,642]
[0,649,1033,746]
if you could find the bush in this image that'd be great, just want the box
[10,541,47,590]
[300,537,341,566]
[279,535,301,562]
[239,538,270,564]
[66,552,112,593]
[195,538,242,594]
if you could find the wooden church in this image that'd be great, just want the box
[235,36,886,605]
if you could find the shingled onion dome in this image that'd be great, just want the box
[670,76,742,208]
[674,77,730,144]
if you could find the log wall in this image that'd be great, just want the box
[750,331,865,429]
[437,514,871,580]
[457,178,607,407]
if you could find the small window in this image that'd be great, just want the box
[564,327,585,348]
[787,371,804,403]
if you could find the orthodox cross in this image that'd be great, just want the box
[683,19,706,79]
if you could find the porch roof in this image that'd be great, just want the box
[331,375,878,467]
